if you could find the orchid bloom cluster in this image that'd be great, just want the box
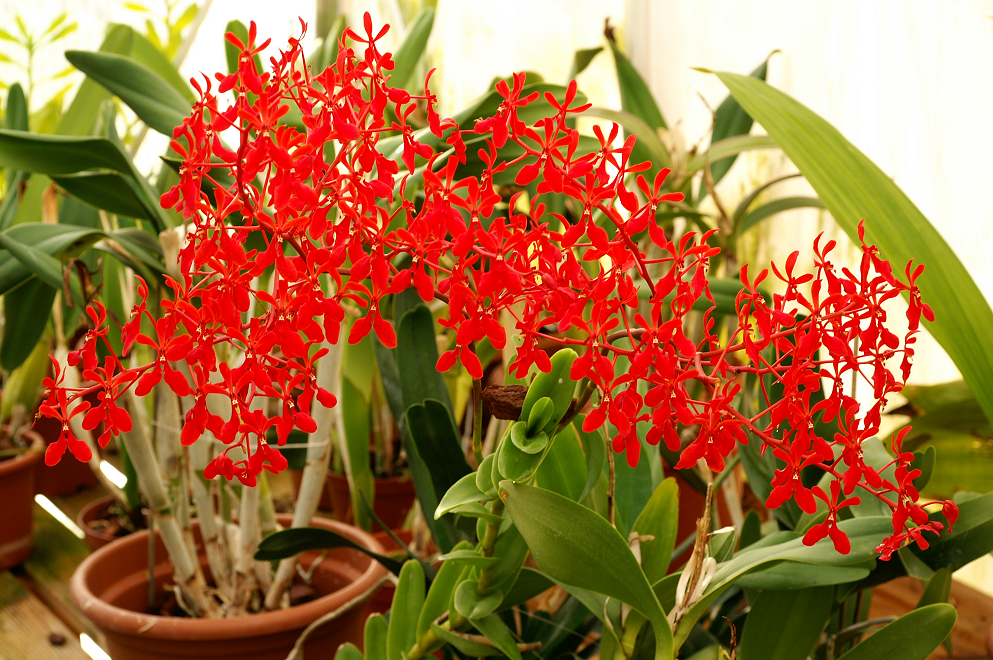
[38,16,956,559]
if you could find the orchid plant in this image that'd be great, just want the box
[25,11,990,660]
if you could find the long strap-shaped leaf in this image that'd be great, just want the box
[717,71,993,426]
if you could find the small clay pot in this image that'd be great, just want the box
[327,472,417,529]
[70,514,387,660]
[77,495,124,551]
[0,450,42,569]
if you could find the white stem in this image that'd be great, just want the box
[264,341,341,610]
[122,390,219,617]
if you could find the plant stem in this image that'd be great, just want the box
[264,341,342,610]
[122,390,218,617]
[472,377,484,466]
[607,448,616,527]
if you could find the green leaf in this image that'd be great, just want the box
[835,604,956,660]
[454,580,503,619]
[397,303,455,416]
[737,196,826,235]
[389,8,434,90]
[500,481,672,660]
[609,40,666,171]
[417,541,472,638]
[52,171,157,220]
[498,567,555,610]
[717,71,993,432]
[632,478,679,585]
[407,398,472,512]
[911,446,936,493]
[685,134,778,174]
[917,565,952,609]
[340,376,374,531]
[521,348,577,429]
[0,231,82,306]
[128,29,195,103]
[364,614,388,660]
[735,560,873,590]
[707,52,775,186]
[334,643,364,660]
[536,424,587,501]
[388,560,425,660]
[431,624,501,657]
[65,50,189,136]
[569,47,603,79]
[435,473,486,519]
[0,279,55,370]
[738,586,832,660]
[573,418,606,503]
[585,107,670,169]
[916,492,993,572]
[253,526,404,574]
[0,223,103,295]
[470,614,523,660]
[5,83,28,132]
[0,130,132,175]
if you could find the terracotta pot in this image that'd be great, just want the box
[327,472,417,530]
[0,450,42,569]
[70,514,387,660]
[77,495,123,551]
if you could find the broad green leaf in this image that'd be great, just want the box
[365,614,388,660]
[684,134,778,174]
[835,604,956,660]
[389,7,434,90]
[435,473,486,518]
[717,71,993,430]
[128,29,194,102]
[586,107,670,169]
[407,399,472,512]
[56,24,134,138]
[916,492,993,572]
[735,560,873,590]
[417,541,472,638]
[470,614,523,660]
[454,580,503,619]
[397,303,455,416]
[52,171,156,220]
[497,567,554,610]
[0,232,82,306]
[738,586,832,660]
[253,526,404,574]
[388,560,425,660]
[612,426,657,537]
[917,565,952,609]
[0,280,55,370]
[536,424,587,501]
[500,481,672,660]
[632,478,679,584]
[0,130,131,175]
[737,196,825,235]
[707,53,775,186]
[340,376,374,530]
[65,50,189,136]
[0,223,104,295]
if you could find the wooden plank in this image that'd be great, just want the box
[0,570,91,660]
[16,502,105,647]
[870,576,992,659]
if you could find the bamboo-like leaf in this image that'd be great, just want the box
[570,47,603,79]
[737,196,826,235]
[389,8,435,90]
[716,71,993,428]
[684,134,777,174]
[65,50,189,136]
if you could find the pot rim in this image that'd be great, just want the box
[0,449,43,475]
[70,513,387,641]
[77,494,119,542]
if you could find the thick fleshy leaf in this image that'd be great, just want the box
[470,614,523,660]
[364,615,388,660]
[536,425,587,501]
[0,129,131,175]
[417,541,472,638]
[738,587,833,660]
[389,8,435,90]
[835,604,956,660]
[66,50,189,136]
[388,560,425,660]
[717,71,993,429]
[500,481,673,660]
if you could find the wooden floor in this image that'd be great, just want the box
[3,477,992,660]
